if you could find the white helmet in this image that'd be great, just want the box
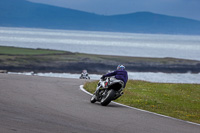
[117,65,125,70]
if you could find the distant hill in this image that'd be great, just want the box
[1,0,200,35]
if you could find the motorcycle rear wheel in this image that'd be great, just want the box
[100,89,115,106]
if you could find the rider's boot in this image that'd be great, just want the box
[113,91,124,100]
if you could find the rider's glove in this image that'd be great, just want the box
[101,75,105,79]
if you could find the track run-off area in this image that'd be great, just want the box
[0,74,199,133]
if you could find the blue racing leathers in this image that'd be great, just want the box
[103,69,128,88]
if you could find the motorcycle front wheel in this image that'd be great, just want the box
[100,89,115,106]
[90,94,97,103]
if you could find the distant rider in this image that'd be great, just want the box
[81,70,88,77]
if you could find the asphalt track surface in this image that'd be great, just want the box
[0,74,199,133]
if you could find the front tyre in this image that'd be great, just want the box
[100,89,115,106]
[90,94,97,103]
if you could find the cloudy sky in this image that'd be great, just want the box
[28,0,200,21]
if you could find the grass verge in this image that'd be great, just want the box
[0,46,66,55]
[84,80,200,124]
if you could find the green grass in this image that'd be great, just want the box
[84,80,200,124]
[0,46,66,55]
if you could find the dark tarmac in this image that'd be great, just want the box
[0,74,199,133]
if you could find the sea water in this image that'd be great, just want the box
[8,72,200,84]
[1,27,200,83]
[0,27,200,60]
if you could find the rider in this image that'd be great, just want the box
[80,70,88,77]
[93,65,128,100]
[101,65,128,88]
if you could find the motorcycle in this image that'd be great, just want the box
[90,77,124,106]
[79,72,90,79]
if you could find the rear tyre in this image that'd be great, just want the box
[100,89,115,106]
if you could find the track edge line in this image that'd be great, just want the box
[80,85,200,126]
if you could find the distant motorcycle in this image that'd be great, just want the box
[79,70,90,79]
[90,77,124,106]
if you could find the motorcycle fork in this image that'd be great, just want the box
[102,89,108,96]
[96,89,107,101]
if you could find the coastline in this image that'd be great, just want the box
[1,61,200,74]
[1,46,200,74]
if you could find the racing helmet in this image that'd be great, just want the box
[117,65,125,70]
